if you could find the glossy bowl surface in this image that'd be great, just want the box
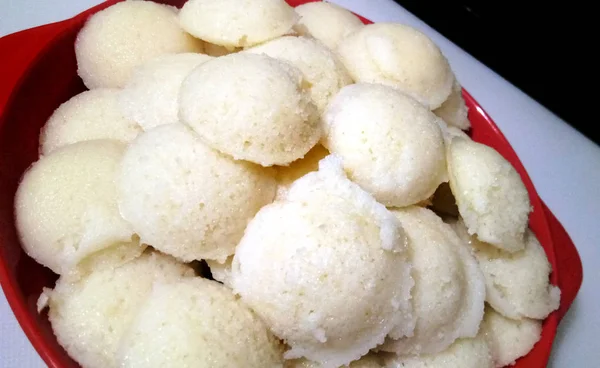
[0,1,582,367]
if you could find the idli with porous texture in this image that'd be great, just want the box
[293,2,364,50]
[42,252,193,368]
[180,53,320,166]
[383,335,493,368]
[447,137,531,252]
[76,1,203,89]
[337,23,454,109]
[117,277,284,368]
[323,83,447,207]
[117,123,276,263]
[381,206,485,355]
[119,53,213,131]
[232,156,413,368]
[179,0,298,48]
[451,219,560,320]
[15,140,136,275]
[434,80,470,130]
[245,36,352,114]
[40,89,141,155]
[480,306,542,367]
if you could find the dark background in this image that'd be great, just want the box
[393,1,594,144]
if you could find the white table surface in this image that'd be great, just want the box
[1,0,599,367]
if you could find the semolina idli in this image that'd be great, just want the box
[119,53,213,131]
[43,251,193,368]
[116,277,283,368]
[245,36,352,113]
[337,23,454,109]
[434,80,470,130]
[232,157,413,367]
[75,1,203,89]
[323,83,447,207]
[179,0,298,48]
[40,89,141,156]
[15,140,136,275]
[117,123,276,263]
[286,354,382,368]
[293,2,364,50]
[452,219,560,320]
[480,306,542,367]
[447,137,531,252]
[381,206,485,355]
[179,53,320,166]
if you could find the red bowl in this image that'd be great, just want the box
[0,1,583,367]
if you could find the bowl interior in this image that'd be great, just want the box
[0,0,564,367]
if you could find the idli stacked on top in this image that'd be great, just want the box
[232,157,414,367]
[116,278,284,368]
[12,1,561,367]
[76,1,203,89]
[15,140,139,275]
[117,123,276,263]
[40,89,141,155]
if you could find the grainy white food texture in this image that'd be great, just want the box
[337,23,454,109]
[381,206,485,355]
[119,53,213,131]
[117,123,276,263]
[179,0,298,48]
[75,1,203,89]
[232,156,413,368]
[44,252,193,368]
[245,36,352,114]
[40,89,141,155]
[15,140,137,275]
[293,1,364,50]
[323,83,447,207]
[179,53,320,166]
[480,306,542,367]
[434,80,470,130]
[447,137,531,252]
[117,278,284,368]
[383,334,493,368]
[451,218,560,320]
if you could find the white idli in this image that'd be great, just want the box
[117,277,283,368]
[293,2,364,50]
[179,53,320,166]
[245,36,352,113]
[44,251,192,368]
[119,53,213,131]
[452,219,560,320]
[76,1,203,89]
[381,206,485,355]
[15,140,136,275]
[117,123,276,263]
[179,0,298,48]
[40,89,141,155]
[447,137,531,252]
[232,156,413,368]
[337,23,454,109]
[481,306,542,367]
[323,83,447,207]
[434,80,470,130]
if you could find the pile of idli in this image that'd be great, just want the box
[14,1,560,367]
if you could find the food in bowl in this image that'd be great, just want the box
[4,0,566,367]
